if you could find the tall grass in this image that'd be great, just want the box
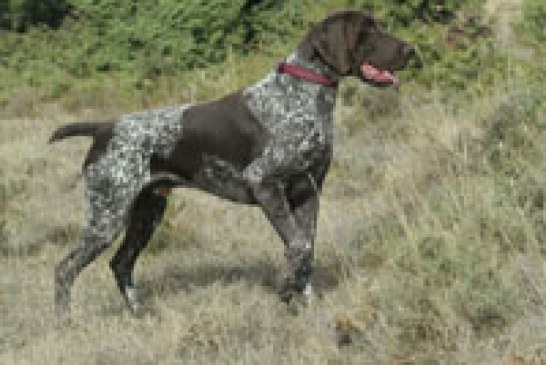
[1,58,544,362]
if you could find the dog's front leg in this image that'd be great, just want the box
[247,179,313,302]
[290,189,319,300]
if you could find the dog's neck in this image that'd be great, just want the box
[242,51,337,141]
[285,51,340,85]
[277,51,338,110]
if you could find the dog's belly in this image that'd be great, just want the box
[190,155,256,204]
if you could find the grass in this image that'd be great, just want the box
[1,68,544,363]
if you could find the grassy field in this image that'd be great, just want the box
[1,75,544,363]
[1,2,546,364]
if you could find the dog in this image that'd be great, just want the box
[49,10,415,314]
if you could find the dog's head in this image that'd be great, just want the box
[300,10,416,86]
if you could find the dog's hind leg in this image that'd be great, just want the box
[110,187,167,313]
[54,167,138,315]
[54,208,124,315]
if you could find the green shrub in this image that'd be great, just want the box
[0,0,512,110]
[348,0,483,25]
[0,0,70,31]
[516,0,546,46]
[61,0,303,72]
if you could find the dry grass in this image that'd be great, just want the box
[1,70,545,364]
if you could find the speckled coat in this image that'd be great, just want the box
[242,52,337,186]
[83,105,188,243]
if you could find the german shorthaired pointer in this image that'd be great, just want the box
[50,10,415,314]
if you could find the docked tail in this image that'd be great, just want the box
[49,122,109,143]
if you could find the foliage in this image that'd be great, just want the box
[63,0,300,70]
[0,0,70,31]
[348,0,484,25]
[0,0,310,111]
[0,0,519,112]
[516,0,546,46]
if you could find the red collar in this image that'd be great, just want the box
[277,61,339,88]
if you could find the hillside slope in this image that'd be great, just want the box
[1,1,545,363]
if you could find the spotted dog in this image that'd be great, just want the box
[50,10,416,314]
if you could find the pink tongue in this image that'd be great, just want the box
[361,63,398,85]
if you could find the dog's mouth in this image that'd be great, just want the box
[360,63,398,86]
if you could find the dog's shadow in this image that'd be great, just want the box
[136,257,342,304]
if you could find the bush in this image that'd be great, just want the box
[59,0,303,73]
[0,0,70,31]
[349,0,483,25]
[516,0,546,46]
[0,0,511,110]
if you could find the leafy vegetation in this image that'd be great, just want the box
[0,0,508,115]
[516,0,546,46]
[0,0,70,31]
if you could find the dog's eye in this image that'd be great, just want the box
[357,26,374,44]
[357,28,367,42]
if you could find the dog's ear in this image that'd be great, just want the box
[311,17,352,75]
[312,12,372,75]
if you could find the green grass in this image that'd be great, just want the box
[0,0,509,118]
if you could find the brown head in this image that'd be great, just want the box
[299,10,416,86]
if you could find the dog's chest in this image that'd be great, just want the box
[241,72,336,179]
[243,72,336,145]
[188,74,336,202]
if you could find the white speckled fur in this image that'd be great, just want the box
[83,105,190,241]
[56,52,339,312]
[242,52,337,184]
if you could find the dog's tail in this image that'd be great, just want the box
[49,122,106,143]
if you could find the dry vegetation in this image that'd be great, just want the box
[2,74,544,363]
[1,3,546,364]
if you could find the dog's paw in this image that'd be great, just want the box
[280,283,314,315]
